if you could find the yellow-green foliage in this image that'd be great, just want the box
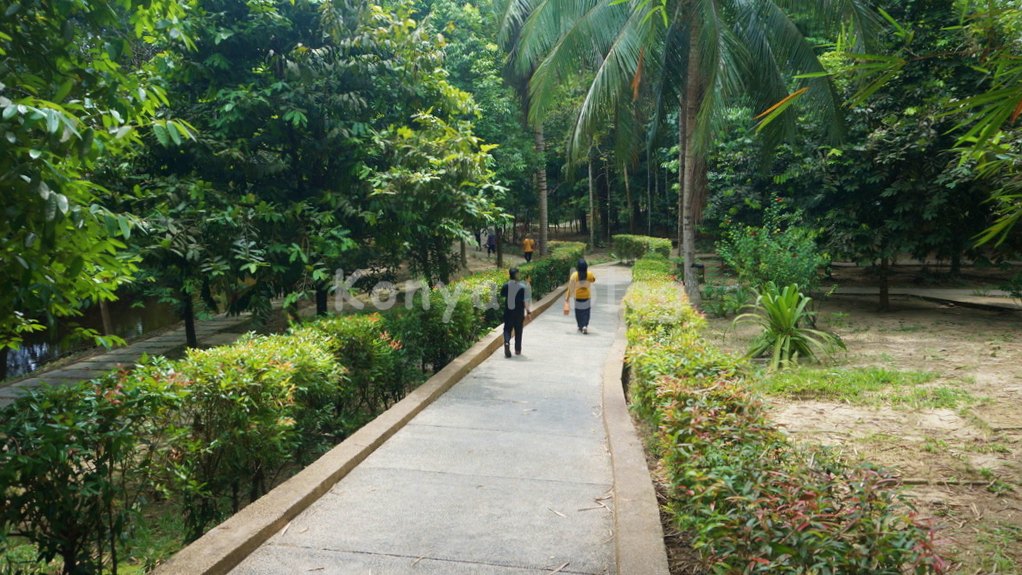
[612,234,672,262]
[630,253,675,283]
[623,254,702,332]
[623,255,946,573]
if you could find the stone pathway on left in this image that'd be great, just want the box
[0,316,251,407]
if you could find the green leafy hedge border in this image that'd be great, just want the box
[623,254,947,574]
[612,234,672,263]
[0,242,585,573]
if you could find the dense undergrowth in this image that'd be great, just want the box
[623,250,947,574]
[0,242,584,574]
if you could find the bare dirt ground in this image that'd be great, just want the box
[704,293,1022,573]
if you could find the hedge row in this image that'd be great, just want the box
[623,255,946,574]
[612,234,672,262]
[0,242,586,574]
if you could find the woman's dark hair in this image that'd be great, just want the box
[576,258,588,282]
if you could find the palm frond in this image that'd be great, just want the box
[527,0,649,160]
[495,0,539,49]
[773,0,885,53]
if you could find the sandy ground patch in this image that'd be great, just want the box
[705,294,1022,573]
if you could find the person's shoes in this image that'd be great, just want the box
[515,349,521,355]
[577,327,583,333]
[504,343,512,358]
[582,327,588,334]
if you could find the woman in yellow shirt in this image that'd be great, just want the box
[522,236,535,262]
[564,258,596,333]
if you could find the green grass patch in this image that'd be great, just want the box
[0,540,51,574]
[755,366,975,408]
[898,385,974,409]
[922,437,949,453]
[975,524,1022,573]
[971,441,1012,454]
[118,502,189,574]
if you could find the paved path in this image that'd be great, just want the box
[231,266,632,575]
[0,316,250,406]
[831,286,1021,311]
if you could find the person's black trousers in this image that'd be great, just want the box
[574,298,591,329]
[524,251,533,262]
[503,313,524,352]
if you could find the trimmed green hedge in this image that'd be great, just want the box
[612,234,671,262]
[0,244,587,569]
[624,255,946,574]
[171,332,347,538]
[630,253,674,283]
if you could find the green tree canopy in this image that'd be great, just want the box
[0,0,192,377]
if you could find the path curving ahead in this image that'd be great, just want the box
[230,266,633,575]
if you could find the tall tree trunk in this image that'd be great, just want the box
[950,234,963,276]
[496,227,504,268]
[460,239,467,269]
[99,300,114,337]
[681,26,703,307]
[646,147,653,235]
[677,96,685,255]
[534,126,549,256]
[664,167,671,238]
[588,153,597,248]
[181,289,198,348]
[600,159,609,241]
[438,237,453,284]
[315,285,329,316]
[623,162,636,233]
[0,346,7,381]
[879,256,891,312]
[653,162,659,235]
[600,159,611,243]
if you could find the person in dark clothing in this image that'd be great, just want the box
[499,267,531,357]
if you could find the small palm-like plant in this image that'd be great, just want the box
[734,282,845,370]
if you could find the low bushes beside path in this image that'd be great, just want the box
[623,253,947,574]
[0,242,585,574]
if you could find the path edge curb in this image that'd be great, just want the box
[155,284,567,575]
[602,304,671,575]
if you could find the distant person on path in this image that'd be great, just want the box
[486,231,497,257]
[564,258,596,334]
[474,228,482,251]
[522,235,536,263]
[500,267,531,357]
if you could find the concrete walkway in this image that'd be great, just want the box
[230,266,633,575]
[831,286,1021,312]
[0,316,250,406]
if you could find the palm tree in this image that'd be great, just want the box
[497,7,550,256]
[500,0,881,304]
